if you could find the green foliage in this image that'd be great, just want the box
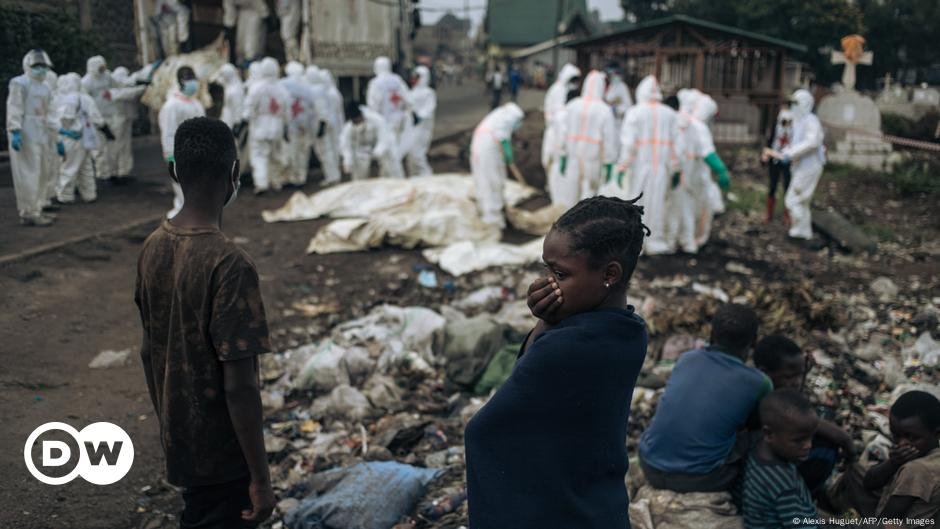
[0,7,105,138]
[856,0,940,83]
[882,113,915,139]
[886,154,940,197]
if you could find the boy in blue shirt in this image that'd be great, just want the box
[639,304,771,492]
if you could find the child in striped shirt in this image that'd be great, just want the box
[742,389,820,529]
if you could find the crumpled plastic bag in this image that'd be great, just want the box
[333,305,446,369]
[284,461,441,529]
[631,485,744,529]
[296,341,350,392]
[423,237,544,276]
[310,384,373,421]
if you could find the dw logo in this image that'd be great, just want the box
[23,422,134,485]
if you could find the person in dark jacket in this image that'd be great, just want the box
[465,196,650,529]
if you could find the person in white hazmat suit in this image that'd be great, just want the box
[616,75,681,255]
[153,0,190,56]
[40,68,62,210]
[671,90,731,253]
[782,89,825,241]
[223,0,269,64]
[276,0,302,63]
[81,56,119,181]
[278,61,318,186]
[604,64,633,134]
[242,57,290,192]
[212,63,245,130]
[339,103,395,181]
[6,49,63,226]
[366,57,409,178]
[54,73,105,204]
[556,70,618,206]
[404,65,437,177]
[321,69,345,167]
[307,68,342,184]
[541,63,581,175]
[159,66,205,218]
[470,102,524,229]
[109,67,147,178]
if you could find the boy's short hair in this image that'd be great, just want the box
[176,65,195,83]
[710,304,759,353]
[754,335,803,370]
[891,391,940,430]
[551,196,650,286]
[760,388,815,430]
[173,117,236,186]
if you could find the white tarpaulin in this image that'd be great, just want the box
[422,238,544,276]
[260,174,540,255]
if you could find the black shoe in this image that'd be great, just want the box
[42,203,61,212]
[110,176,129,186]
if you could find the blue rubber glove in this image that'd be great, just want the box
[56,141,65,157]
[10,130,22,151]
[559,155,567,175]
[59,128,82,140]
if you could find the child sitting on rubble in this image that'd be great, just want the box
[753,335,855,496]
[637,304,771,492]
[847,390,940,524]
[465,196,650,529]
[741,388,821,529]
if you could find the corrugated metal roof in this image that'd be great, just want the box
[485,0,589,47]
[566,14,807,53]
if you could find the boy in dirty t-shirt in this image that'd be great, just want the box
[135,117,275,528]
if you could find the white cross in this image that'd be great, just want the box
[831,49,873,91]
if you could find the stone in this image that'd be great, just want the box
[88,348,132,369]
[870,277,899,303]
[817,90,892,170]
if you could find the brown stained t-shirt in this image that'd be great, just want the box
[877,448,940,528]
[135,219,271,487]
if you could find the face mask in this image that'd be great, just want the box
[182,79,198,96]
[29,65,48,79]
[225,160,240,208]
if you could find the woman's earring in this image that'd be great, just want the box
[604,282,610,288]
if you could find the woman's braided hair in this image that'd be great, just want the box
[551,195,650,285]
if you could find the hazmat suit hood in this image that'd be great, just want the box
[112,66,130,86]
[285,61,304,80]
[777,108,793,123]
[373,56,391,76]
[635,75,663,103]
[214,63,239,84]
[259,57,279,80]
[692,94,717,122]
[581,70,606,101]
[413,65,431,88]
[557,63,581,87]
[87,55,107,78]
[790,89,815,119]
[22,49,53,73]
[677,88,701,114]
[323,69,338,89]
[490,102,524,138]
[58,72,81,95]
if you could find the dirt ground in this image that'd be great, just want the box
[1,111,938,529]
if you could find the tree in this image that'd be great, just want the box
[856,0,940,83]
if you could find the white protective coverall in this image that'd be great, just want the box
[213,63,245,129]
[276,0,301,63]
[605,73,633,134]
[340,107,385,181]
[322,69,345,159]
[6,50,58,222]
[307,68,342,184]
[279,61,317,186]
[159,86,205,218]
[365,57,409,177]
[470,102,524,229]
[558,70,618,206]
[223,0,269,63]
[154,0,190,56]
[54,73,104,203]
[109,67,146,177]
[672,89,723,253]
[617,75,680,255]
[783,89,826,240]
[243,57,290,191]
[404,65,437,177]
[81,56,119,180]
[40,69,61,207]
[541,63,581,172]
